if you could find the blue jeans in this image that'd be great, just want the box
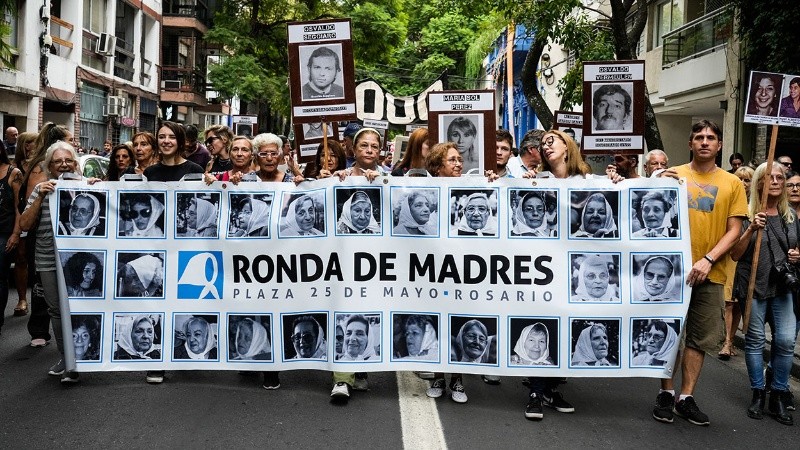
[745,293,797,391]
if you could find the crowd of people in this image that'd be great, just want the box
[0,120,797,427]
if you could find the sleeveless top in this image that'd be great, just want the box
[0,165,15,233]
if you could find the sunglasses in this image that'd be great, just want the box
[122,208,152,220]
[204,136,220,146]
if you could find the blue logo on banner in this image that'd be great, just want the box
[177,251,224,300]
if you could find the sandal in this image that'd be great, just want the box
[13,301,28,316]
[718,342,732,361]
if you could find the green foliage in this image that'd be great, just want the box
[733,0,800,73]
[0,2,17,69]
[555,15,614,109]
[465,14,507,80]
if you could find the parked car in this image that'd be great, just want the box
[80,155,109,179]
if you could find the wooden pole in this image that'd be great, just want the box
[322,120,329,172]
[743,124,779,332]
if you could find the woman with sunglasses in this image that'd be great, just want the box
[120,193,164,237]
[203,125,234,179]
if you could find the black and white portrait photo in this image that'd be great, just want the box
[570,190,620,238]
[299,44,345,102]
[175,192,220,238]
[118,192,166,238]
[302,122,335,140]
[391,188,439,236]
[282,313,328,360]
[60,251,105,299]
[509,317,558,366]
[630,189,679,238]
[278,191,326,237]
[570,319,620,367]
[570,253,621,302]
[631,318,681,367]
[630,254,683,302]
[591,83,633,133]
[449,188,499,237]
[335,187,382,235]
[228,314,273,361]
[112,313,163,361]
[440,114,483,173]
[228,193,273,238]
[334,313,381,361]
[57,190,107,237]
[450,315,498,365]
[71,314,103,361]
[509,189,558,238]
[115,252,165,298]
[391,313,439,361]
[559,126,582,146]
[173,314,219,361]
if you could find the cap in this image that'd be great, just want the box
[343,122,362,138]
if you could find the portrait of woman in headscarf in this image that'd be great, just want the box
[179,195,219,238]
[571,191,618,238]
[116,253,164,298]
[631,319,680,367]
[392,189,438,236]
[336,314,379,361]
[112,314,162,360]
[511,322,555,366]
[571,254,620,302]
[631,255,681,302]
[451,318,497,364]
[571,322,618,367]
[631,190,678,238]
[394,314,439,361]
[229,195,270,237]
[336,189,381,234]
[452,191,498,237]
[173,315,218,360]
[58,191,105,236]
[118,193,165,237]
[229,316,272,361]
[510,190,557,237]
[286,314,327,360]
[280,193,325,237]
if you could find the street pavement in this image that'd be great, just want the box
[1,291,799,449]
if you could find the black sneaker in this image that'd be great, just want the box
[674,396,710,426]
[262,371,280,390]
[542,391,575,413]
[525,393,544,420]
[653,391,675,423]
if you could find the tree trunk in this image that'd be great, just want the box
[521,35,553,130]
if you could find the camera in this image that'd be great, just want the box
[773,262,800,291]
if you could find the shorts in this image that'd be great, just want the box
[681,281,725,354]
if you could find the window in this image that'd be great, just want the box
[83,0,107,34]
[653,0,683,48]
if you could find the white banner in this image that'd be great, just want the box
[54,177,690,378]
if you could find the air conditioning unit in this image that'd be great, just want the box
[161,80,182,90]
[96,33,116,56]
[104,95,126,116]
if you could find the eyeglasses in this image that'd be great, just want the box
[646,332,666,341]
[51,158,76,166]
[464,332,487,344]
[446,157,464,165]
[70,205,93,215]
[258,151,280,158]
[538,135,562,151]
[643,271,669,283]
[465,205,488,214]
[204,136,220,146]
[291,333,316,344]
[786,183,800,190]
[122,208,152,220]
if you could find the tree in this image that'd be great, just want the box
[491,0,663,150]
[0,1,17,68]
[732,0,800,74]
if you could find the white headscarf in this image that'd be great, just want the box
[631,256,677,301]
[130,195,164,237]
[571,324,612,366]
[182,317,217,360]
[574,193,617,237]
[67,193,101,235]
[232,318,271,360]
[573,254,619,301]
[512,323,553,365]
[456,319,492,363]
[338,317,377,361]
[636,321,679,366]
[116,315,158,359]
[456,193,497,236]
[292,317,327,359]
[283,195,323,236]
[337,190,381,233]
[245,198,271,236]
[395,192,437,235]
[193,198,218,236]
[126,255,162,295]
[512,192,551,236]
[407,321,439,360]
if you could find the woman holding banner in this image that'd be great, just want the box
[334,128,386,181]
[302,140,346,179]
[730,162,798,425]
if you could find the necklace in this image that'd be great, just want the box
[688,165,717,190]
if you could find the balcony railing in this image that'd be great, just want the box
[163,0,209,21]
[161,66,206,94]
[662,5,733,69]
[114,36,135,81]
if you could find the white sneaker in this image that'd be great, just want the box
[146,371,164,384]
[331,382,350,398]
[450,380,468,404]
[426,378,445,398]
